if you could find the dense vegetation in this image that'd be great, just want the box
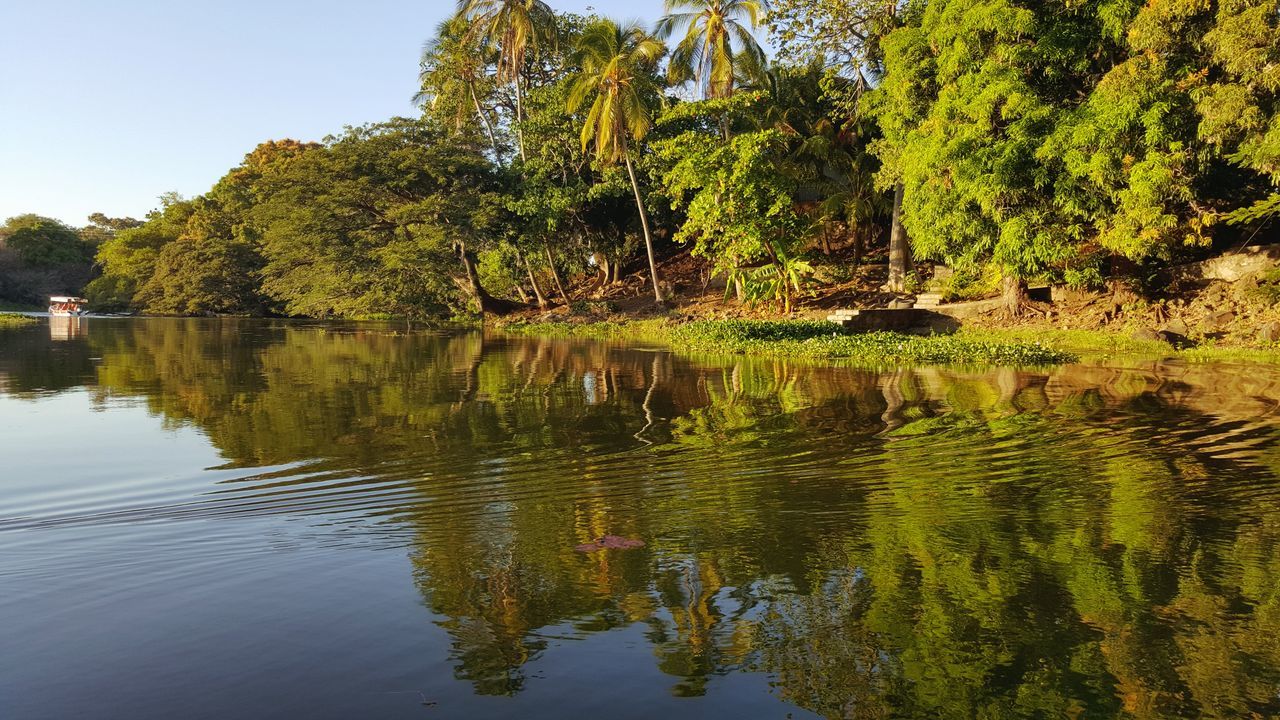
[8,0,1277,318]
[502,317,1078,364]
[0,213,137,308]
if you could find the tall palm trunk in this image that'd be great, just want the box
[622,136,663,304]
[887,182,913,293]
[514,74,528,163]
[469,82,501,158]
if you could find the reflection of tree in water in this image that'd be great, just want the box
[9,318,1280,715]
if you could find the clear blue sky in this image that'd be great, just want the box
[0,0,665,226]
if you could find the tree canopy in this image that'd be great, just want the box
[17,0,1268,318]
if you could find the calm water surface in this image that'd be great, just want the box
[3,317,1280,719]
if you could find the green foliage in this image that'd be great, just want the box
[668,320,1076,364]
[251,120,504,318]
[658,123,803,265]
[503,317,1076,365]
[87,194,196,310]
[656,0,769,99]
[0,313,37,328]
[1,216,92,267]
[0,215,96,305]
[724,251,813,312]
[567,19,666,164]
[44,0,1280,319]
[870,0,1079,284]
[1248,267,1280,304]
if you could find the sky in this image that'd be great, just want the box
[0,0,666,227]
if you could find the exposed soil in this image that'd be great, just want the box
[505,245,1280,349]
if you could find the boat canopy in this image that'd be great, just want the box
[49,296,88,303]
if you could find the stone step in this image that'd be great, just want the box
[825,308,958,332]
[915,292,943,307]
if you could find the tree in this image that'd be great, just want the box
[1197,0,1280,226]
[656,95,812,312]
[0,215,91,267]
[87,194,194,310]
[251,119,513,318]
[0,215,95,304]
[79,213,143,249]
[1037,0,1219,270]
[457,0,556,163]
[767,0,913,291]
[137,198,268,316]
[869,0,1086,312]
[417,14,504,159]
[656,0,769,101]
[568,18,668,304]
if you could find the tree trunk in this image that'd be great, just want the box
[887,182,913,292]
[469,82,501,160]
[522,250,547,308]
[597,253,611,285]
[623,139,663,304]
[514,284,529,304]
[457,240,522,316]
[514,75,527,163]
[820,224,832,256]
[1001,272,1027,317]
[853,226,864,265]
[1108,252,1135,293]
[544,242,570,303]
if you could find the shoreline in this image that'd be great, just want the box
[495,316,1280,367]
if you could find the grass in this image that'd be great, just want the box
[499,318,1078,366]
[0,313,38,328]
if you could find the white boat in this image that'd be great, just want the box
[48,296,89,316]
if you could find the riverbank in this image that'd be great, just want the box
[0,313,38,328]
[496,316,1280,366]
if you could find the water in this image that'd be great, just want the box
[3,317,1280,719]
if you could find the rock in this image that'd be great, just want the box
[1162,319,1190,336]
[1202,310,1236,332]
[1132,328,1162,342]
[1157,330,1192,348]
[1169,246,1280,283]
[888,298,915,309]
[915,292,944,307]
[1259,321,1280,343]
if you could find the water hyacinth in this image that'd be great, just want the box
[502,319,1077,366]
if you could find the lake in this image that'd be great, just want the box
[3,317,1280,719]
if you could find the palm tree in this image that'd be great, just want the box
[655,0,769,100]
[457,0,555,163]
[568,19,667,304]
[416,15,502,159]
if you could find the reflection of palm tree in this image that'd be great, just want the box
[568,19,667,304]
